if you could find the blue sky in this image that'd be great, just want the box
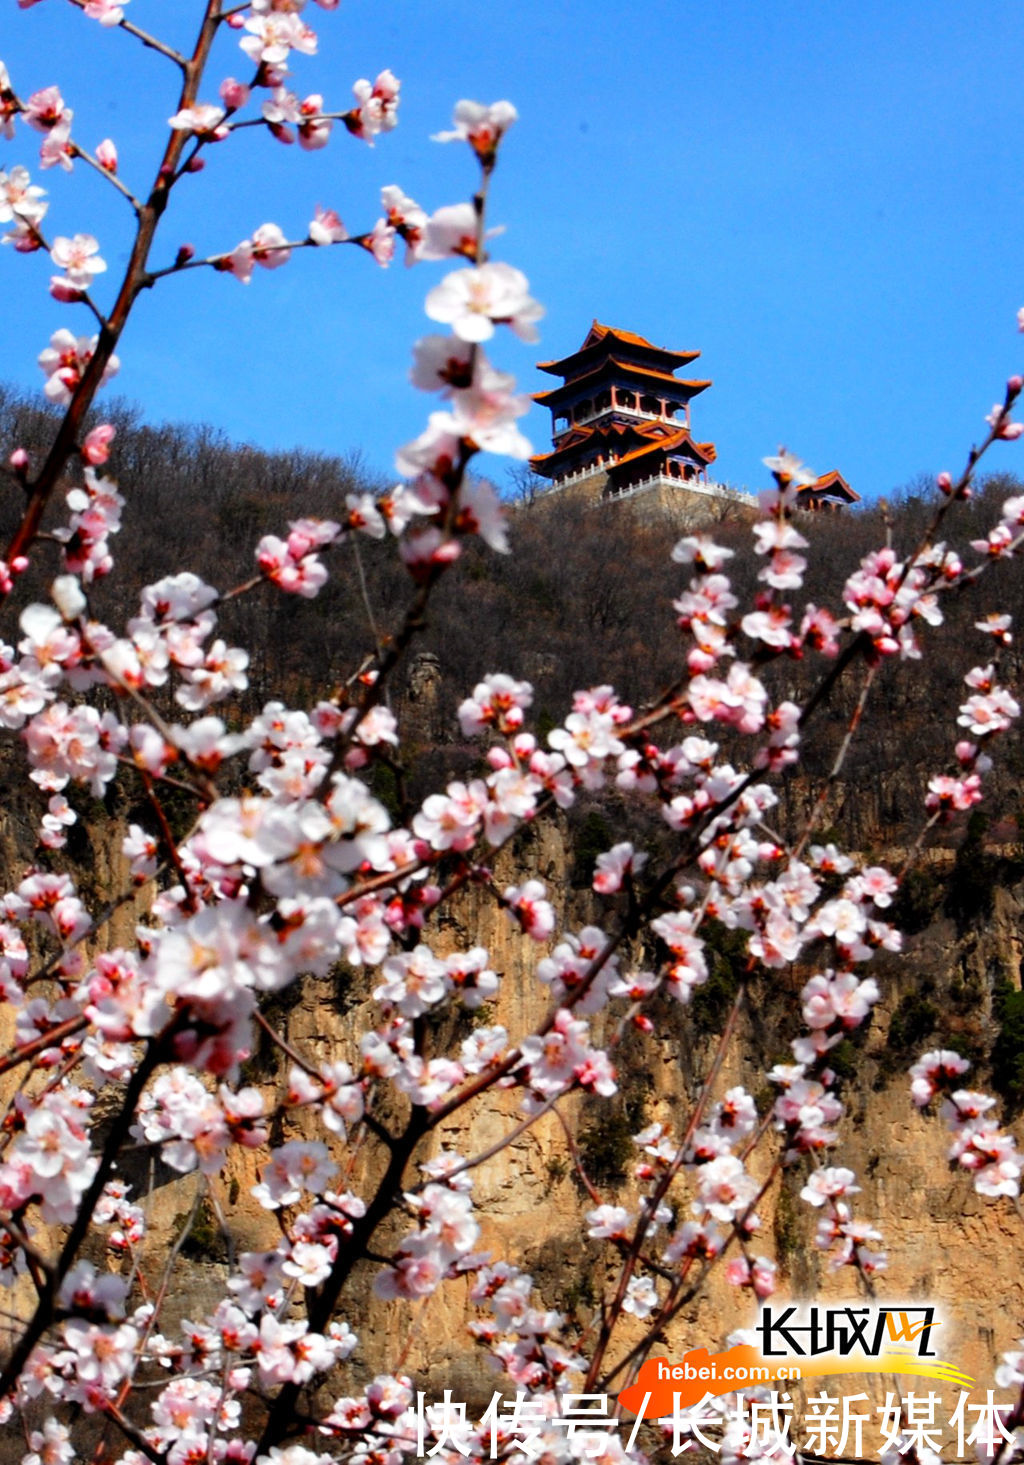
[2,1,1023,500]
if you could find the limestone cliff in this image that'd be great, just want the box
[2,793,1023,1442]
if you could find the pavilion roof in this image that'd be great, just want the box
[533,356,712,406]
[529,418,677,477]
[536,320,701,378]
[797,470,860,503]
[608,429,717,472]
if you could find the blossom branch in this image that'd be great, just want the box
[3,0,223,573]
[66,0,188,71]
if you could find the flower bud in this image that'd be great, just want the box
[82,423,115,465]
[50,277,85,303]
[219,77,250,110]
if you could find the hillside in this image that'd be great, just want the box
[2,383,1024,1457]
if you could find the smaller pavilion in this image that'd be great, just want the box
[795,470,860,513]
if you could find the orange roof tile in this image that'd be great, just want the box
[587,321,657,350]
[537,322,701,376]
[799,470,860,502]
[533,358,712,404]
[529,418,677,474]
[606,430,716,471]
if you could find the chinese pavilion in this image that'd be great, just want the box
[529,321,858,514]
[795,470,860,512]
[529,321,722,501]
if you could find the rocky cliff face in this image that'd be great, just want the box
[2,791,1022,1438]
[224,823,1024,1411]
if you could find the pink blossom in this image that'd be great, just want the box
[986,403,1024,440]
[249,223,291,270]
[298,94,332,150]
[425,262,544,344]
[459,673,533,738]
[38,329,119,405]
[696,1154,759,1222]
[356,217,396,267]
[411,335,475,394]
[433,99,518,163]
[585,1204,632,1240]
[548,703,625,770]
[0,166,49,231]
[762,446,817,488]
[958,669,1020,736]
[418,202,480,263]
[673,533,735,570]
[975,612,1013,644]
[345,69,400,144]
[50,233,106,290]
[504,880,555,942]
[23,1419,73,1465]
[622,1275,659,1318]
[453,478,510,552]
[83,0,127,25]
[926,773,982,813]
[593,842,647,894]
[24,86,67,133]
[800,1166,860,1207]
[909,1049,972,1106]
[257,534,330,596]
[39,117,74,171]
[81,423,115,465]
[168,103,228,139]
[39,793,75,850]
[441,363,532,459]
[309,205,347,246]
[252,1141,337,1209]
[399,527,461,579]
[261,85,301,143]
[380,184,427,263]
[240,13,317,66]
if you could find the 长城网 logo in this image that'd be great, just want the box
[756,1303,938,1358]
[617,1303,973,1422]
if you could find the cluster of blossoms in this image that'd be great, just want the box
[37,329,119,406]
[910,1051,1023,1198]
[376,1164,480,1302]
[2,9,1024,1465]
[0,162,48,250]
